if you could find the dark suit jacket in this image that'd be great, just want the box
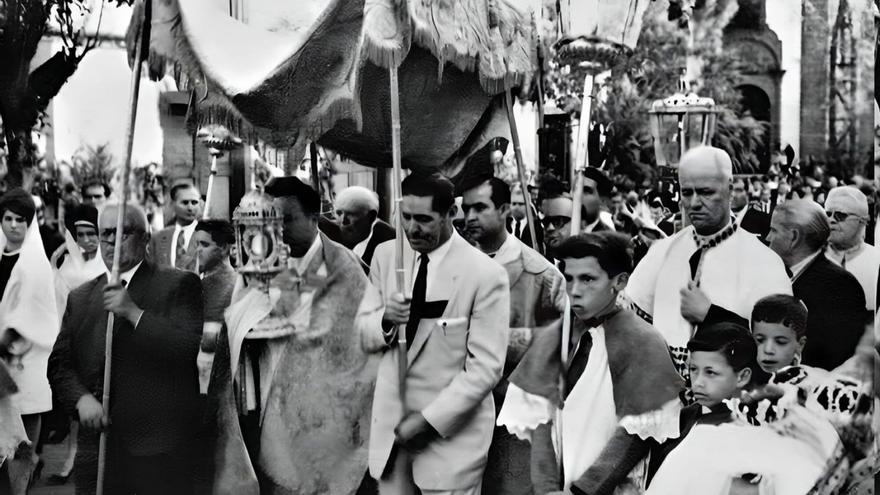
[148,225,197,271]
[361,220,396,272]
[738,207,771,243]
[795,254,866,370]
[507,213,544,253]
[48,262,204,455]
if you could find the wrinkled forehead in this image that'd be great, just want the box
[542,197,573,217]
[175,188,201,202]
[402,194,442,217]
[679,166,730,188]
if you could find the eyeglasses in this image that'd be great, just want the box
[541,216,570,230]
[826,211,861,222]
[99,229,144,244]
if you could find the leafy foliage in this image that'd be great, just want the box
[69,142,115,186]
[0,0,127,188]
[543,0,770,184]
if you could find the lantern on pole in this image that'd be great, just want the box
[554,0,653,234]
[647,74,717,176]
[197,124,243,221]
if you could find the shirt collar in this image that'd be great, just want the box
[118,261,144,286]
[175,220,197,233]
[827,242,865,261]
[421,232,455,265]
[789,250,821,280]
[288,234,322,274]
[489,233,520,266]
[2,248,21,256]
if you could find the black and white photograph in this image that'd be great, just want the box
[0,0,876,493]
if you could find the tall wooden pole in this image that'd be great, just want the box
[505,90,540,253]
[570,73,596,235]
[389,66,415,494]
[97,1,146,492]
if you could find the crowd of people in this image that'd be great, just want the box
[0,141,876,495]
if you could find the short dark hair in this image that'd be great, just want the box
[170,182,198,201]
[196,219,235,247]
[264,176,321,217]
[555,232,633,277]
[751,294,808,340]
[81,179,111,198]
[401,170,455,214]
[461,177,511,209]
[0,188,36,225]
[687,321,757,372]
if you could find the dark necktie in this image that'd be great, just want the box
[688,249,704,280]
[514,220,522,238]
[404,254,429,350]
[564,330,592,400]
[175,231,187,269]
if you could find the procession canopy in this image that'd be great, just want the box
[127,0,537,171]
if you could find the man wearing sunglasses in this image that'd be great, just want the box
[824,186,880,317]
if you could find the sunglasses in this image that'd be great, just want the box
[541,216,570,229]
[826,211,860,222]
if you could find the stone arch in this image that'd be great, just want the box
[737,84,772,169]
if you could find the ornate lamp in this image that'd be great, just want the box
[647,75,717,174]
[231,188,289,290]
[230,187,295,338]
[554,0,653,234]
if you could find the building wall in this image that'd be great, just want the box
[799,0,832,160]
[766,0,803,155]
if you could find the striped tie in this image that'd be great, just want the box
[175,232,187,269]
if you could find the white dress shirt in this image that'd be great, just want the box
[789,251,820,282]
[170,220,197,267]
[411,234,454,295]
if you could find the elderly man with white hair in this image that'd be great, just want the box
[824,186,880,313]
[334,185,395,272]
[767,199,865,370]
[626,146,792,380]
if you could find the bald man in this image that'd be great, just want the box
[48,202,203,494]
[626,146,792,380]
[334,185,395,272]
[767,200,865,370]
[824,186,880,313]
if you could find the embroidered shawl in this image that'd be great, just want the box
[203,234,377,494]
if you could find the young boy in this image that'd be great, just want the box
[647,321,757,485]
[750,294,808,374]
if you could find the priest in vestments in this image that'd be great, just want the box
[625,146,792,379]
[203,177,377,494]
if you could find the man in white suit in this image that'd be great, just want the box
[359,171,510,494]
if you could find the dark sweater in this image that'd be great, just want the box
[0,251,19,301]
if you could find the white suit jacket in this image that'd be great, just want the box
[357,231,510,490]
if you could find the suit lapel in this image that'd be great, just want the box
[127,262,153,307]
[406,235,461,366]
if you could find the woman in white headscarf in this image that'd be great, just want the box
[51,204,105,314]
[0,189,60,493]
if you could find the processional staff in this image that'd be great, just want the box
[97,0,150,493]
